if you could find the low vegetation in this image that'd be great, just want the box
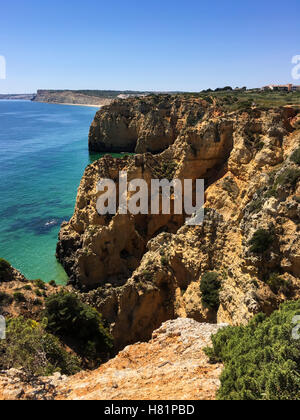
[44,292,113,364]
[248,228,275,254]
[275,168,300,189]
[49,280,57,287]
[0,291,13,306]
[0,258,13,282]
[13,292,26,303]
[33,279,46,290]
[204,300,300,400]
[291,147,300,165]
[154,160,178,181]
[0,317,81,376]
[200,272,221,311]
[266,273,292,295]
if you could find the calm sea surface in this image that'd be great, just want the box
[0,100,114,283]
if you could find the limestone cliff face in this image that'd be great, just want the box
[57,97,300,350]
[88,95,215,153]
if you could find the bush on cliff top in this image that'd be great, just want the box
[204,300,300,400]
[44,292,113,364]
[0,258,11,271]
[0,317,81,376]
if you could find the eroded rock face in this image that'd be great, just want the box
[88,95,215,153]
[58,97,300,350]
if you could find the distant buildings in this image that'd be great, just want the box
[262,84,300,92]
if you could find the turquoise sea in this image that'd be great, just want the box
[0,100,105,284]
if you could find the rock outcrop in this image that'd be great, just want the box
[0,262,61,320]
[88,95,217,153]
[0,319,226,400]
[57,96,300,351]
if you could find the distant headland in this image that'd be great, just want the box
[0,90,164,107]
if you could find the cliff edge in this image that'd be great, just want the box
[0,318,225,400]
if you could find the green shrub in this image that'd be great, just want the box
[247,197,264,214]
[49,280,57,287]
[33,279,46,290]
[142,270,152,281]
[34,288,42,297]
[249,229,275,254]
[13,292,26,303]
[222,177,239,199]
[0,258,11,271]
[161,256,168,266]
[291,148,300,165]
[0,291,13,306]
[23,285,32,291]
[275,168,300,188]
[33,298,42,306]
[44,292,113,363]
[266,273,291,295]
[0,258,13,282]
[0,317,80,376]
[155,160,178,181]
[200,272,221,311]
[204,300,300,400]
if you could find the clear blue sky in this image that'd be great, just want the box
[0,0,299,93]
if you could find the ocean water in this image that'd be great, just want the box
[0,100,112,284]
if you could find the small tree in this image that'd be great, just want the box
[44,292,113,363]
[200,272,221,311]
[249,229,274,254]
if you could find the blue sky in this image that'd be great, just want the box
[0,0,299,93]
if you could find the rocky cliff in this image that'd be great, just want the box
[57,95,300,351]
[88,95,216,153]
